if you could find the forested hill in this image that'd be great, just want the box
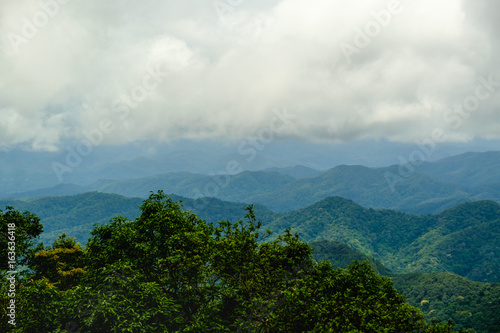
[269,196,500,283]
[310,239,393,276]
[2,192,499,283]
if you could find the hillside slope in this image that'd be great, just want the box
[267,197,500,282]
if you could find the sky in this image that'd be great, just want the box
[0,0,499,152]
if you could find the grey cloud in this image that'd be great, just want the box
[0,0,498,151]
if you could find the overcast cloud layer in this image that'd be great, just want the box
[0,0,499,151]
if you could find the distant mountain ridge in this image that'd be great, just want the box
[419,151,500,187]
[9,151,499,215]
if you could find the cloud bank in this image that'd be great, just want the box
[0,0,499,151]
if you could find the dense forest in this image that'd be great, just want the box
[268,197,500,283]
[311,240,500,333]
[3,192,499,285]
[1,191,475,332]
[393,272,500,333]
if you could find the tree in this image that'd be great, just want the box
[28,234,86,290]
[4,192,469,332]
[79,191,440,332]
[0,206,44,332]
[0,206,43,272]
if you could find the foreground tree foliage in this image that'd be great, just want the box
[0,206,43,271]
[2,192,468,332]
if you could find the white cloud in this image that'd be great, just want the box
[0,0,498,151]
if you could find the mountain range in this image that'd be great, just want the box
[8,151,500,215]
[3,191,499,284]
[2,148,499,331]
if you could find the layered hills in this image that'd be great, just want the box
[8,151,500,215]
[3,191,499,283]
[2,150,498,331]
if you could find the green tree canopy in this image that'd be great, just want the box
[3,192,470,332]
[0,206,43,272]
